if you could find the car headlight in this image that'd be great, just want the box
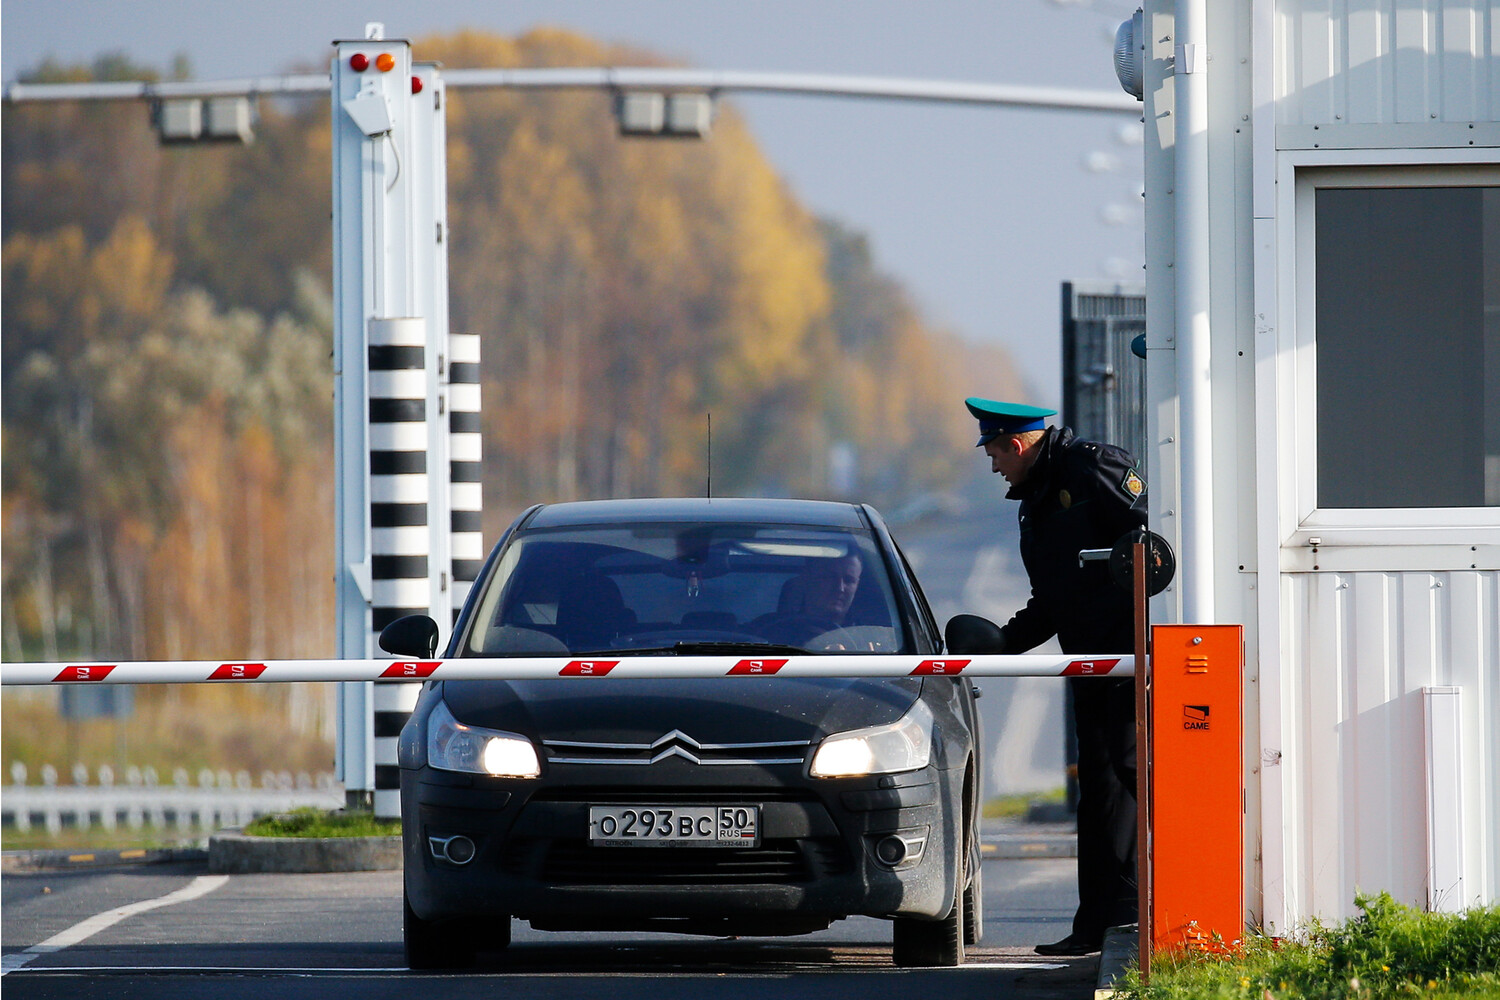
[426,699,541,778]
[809,699,933,777]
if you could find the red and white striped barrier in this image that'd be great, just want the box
[0,653,1131,686]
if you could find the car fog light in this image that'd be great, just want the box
[445,835,476,864]
[875,836,908,866]
[870,830,927,869]
[428,834,476,865]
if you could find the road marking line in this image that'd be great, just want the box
[1,874,229,976]
[959,962,1069,970]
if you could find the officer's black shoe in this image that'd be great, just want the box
[1034,934,1101,956]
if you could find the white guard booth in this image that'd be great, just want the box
[1134,0,1499,932]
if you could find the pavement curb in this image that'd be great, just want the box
[980,818,1077,859]
[981,834,1077,859]
[207,829,402,874]
[1094,923,1138,998]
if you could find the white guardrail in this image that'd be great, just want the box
[0,653,1132,686]
[2,764,343,833]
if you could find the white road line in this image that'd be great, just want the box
[1,874,229,976]
[960,962,1069,970]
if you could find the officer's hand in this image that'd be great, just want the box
[945,614,1009,654]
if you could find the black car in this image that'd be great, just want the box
[382,498,983,968]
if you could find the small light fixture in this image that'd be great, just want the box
[1114,9,1145,101]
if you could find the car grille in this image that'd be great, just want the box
[527,786,819,804]
[542,730,811,767]
[500,836,854,885]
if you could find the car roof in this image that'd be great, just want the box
[522,497,873,530]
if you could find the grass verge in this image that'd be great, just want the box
[243,807,400,839]
[2,826,209,853]
[983,787,1067,819]
[1111,893,1500,1000]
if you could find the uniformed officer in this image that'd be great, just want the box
[957,396,1146,956]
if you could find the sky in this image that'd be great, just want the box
[1,0,1147,405]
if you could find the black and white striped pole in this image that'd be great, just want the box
[449,331,484,621]
[368,317,436,817]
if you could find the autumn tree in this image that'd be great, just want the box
[2,27,1022,666]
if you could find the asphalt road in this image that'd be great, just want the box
[1,854,1097,999]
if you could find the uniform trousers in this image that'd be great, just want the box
[1068,674,1138,942]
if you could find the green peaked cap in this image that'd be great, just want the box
[964,397,1056,446]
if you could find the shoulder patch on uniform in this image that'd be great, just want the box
[1122,469,1145,499]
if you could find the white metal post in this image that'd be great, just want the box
[331,25,421,809]
[368,63,455,819]
[411,63,453,628]
[1175,0,1215,625]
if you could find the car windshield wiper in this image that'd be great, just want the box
[573,641,811,656]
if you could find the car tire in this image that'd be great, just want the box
[404,890,478,970]
[891,847,965,967]
[963,838,984,946]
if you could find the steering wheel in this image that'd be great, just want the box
[756,615,861,650]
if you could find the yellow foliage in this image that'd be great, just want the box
[2,27,1025,665]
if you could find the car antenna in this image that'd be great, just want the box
[706,412,712,498]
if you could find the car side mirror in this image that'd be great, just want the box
[945,614,1005,654]
[380,614,441,659]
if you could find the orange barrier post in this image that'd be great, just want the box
[1148,623,1244,955]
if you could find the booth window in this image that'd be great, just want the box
[1315,185,1500,508]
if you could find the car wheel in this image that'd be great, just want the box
[963,839,984,946]
[891,849,966,967]
[403,890,478,970]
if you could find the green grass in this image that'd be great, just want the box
[1111,893,1500,1000]
[1,826,209,853]
[982,786,1067,819]
[243,807,400,839]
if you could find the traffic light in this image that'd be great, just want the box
[615,91,713,138]
[154,96,255,144]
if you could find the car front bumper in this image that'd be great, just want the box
[402,757,963,934]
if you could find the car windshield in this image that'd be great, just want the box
[464,522,908,655]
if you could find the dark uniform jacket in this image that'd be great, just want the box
[998,426,1148,655]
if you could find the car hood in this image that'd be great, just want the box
[439,677,923,744]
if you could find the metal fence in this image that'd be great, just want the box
[1061,280,1147,464]
[2,763,342,833]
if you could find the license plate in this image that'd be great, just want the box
[588,805,759,847]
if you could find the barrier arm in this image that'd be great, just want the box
[0,653,1132,686]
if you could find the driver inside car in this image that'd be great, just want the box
[752,552,871,648]
[797,552,863,624]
